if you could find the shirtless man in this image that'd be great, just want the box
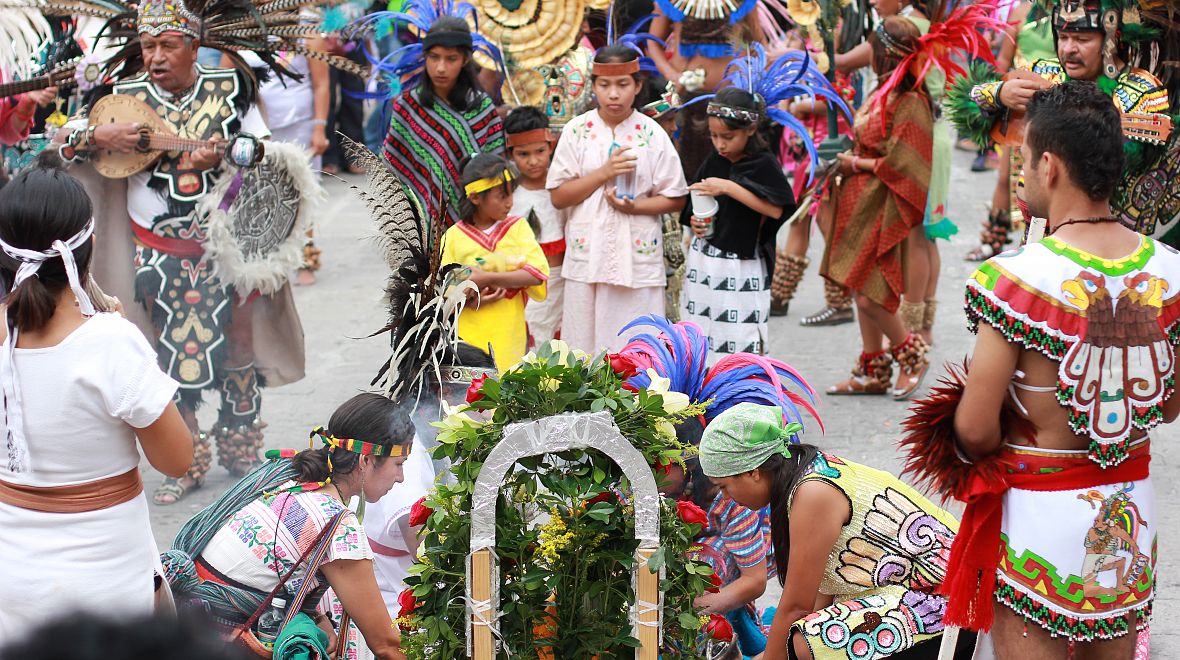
[950,81,1180,659]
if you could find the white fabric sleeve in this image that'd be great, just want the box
[328,510,376,562]
[240,105,271,139]
[105,317,180,428]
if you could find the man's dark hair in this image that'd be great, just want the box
[1025,80,1123,201]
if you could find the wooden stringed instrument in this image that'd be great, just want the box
[0,59,79,101]
[87,94,261,178]
[991,69,1173,146]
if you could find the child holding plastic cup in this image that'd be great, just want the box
[683,87,794,355]
[547,44,688,353]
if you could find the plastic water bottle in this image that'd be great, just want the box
[255,596,287,649]
[609,142,635,200]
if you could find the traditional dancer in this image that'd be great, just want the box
[0,157,191,636]
[49,0,340,503]
[959,1,1054,261]
[926,81,1180,658]
[946,0,1179,247]
[699,402,962,660]
[616,315,822,656]
[681,48,848,355]
[160,393,410,659]
[368,0,505,228]
[548,44,688,353]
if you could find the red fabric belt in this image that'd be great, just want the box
[539,238,566,257]
[940,444,1150,631]
[133,223,205,259]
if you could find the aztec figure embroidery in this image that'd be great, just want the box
[1077,485,1151,599]
[1057,270,1174,456]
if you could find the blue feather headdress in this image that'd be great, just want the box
[686,44,853,183]
[616,316,823,442]
[354,0,504,93]
[602,9,665,75]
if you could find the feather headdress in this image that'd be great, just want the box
[355,0,504,92]
[0,3,53,78]
[8,0,368,94]
[333,137,478,401]
[685,44,853,183]
[616,316,823,438]
[603,11,666,74]
[873,2,1003,114]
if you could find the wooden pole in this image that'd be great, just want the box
[635,548,660,660]
[470,549,494,659]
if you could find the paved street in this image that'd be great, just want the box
[146,149,1180,653]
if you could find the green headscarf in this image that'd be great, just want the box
[699,403,802,478]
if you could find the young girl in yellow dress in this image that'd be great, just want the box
[441,153,549,370]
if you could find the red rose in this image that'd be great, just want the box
[652,459,673,474]
[676,500,708,527]
[408,496,433,527]
[587,491,614,506]
[606,352,640,378]
[704,614,733,642]
[397,588,418,618]
[622,382,639,393]
[465,374,488,404]
[706,572,721,593]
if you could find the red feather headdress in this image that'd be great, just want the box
[874,2,1007,114]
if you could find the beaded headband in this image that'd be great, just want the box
[875,22,914,57]
[464,168,515,196]
[706,102,760,124]
[506,128,552,148]
[442,365,498,385]
[592,60,641,76]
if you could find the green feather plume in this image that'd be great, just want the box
[943,61,1001,150]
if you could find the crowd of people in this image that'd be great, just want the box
[1,0,1179,657]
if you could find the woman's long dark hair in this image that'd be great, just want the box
[419,16,486,112]
[762,443,821,586]
[869,17,926,101]
[0,151,94,334]
[291,393,414,482]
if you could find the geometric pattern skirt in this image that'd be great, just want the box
[681,237,770,355]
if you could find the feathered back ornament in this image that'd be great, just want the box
[355,0,503,92]
[15,0,368,93]
[333,136,476,401]
[616,316,823,437]
[684,44,853,183]
[872,1,1003,114]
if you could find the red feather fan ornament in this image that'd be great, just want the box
[873,1,1007,116]
[899,359,1036,503]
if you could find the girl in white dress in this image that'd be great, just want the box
[0,156,192,640]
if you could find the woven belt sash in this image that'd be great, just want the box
[0,468,143,513]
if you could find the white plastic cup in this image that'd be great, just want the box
[691,191,719,238]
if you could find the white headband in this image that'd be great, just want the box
[1,219,96,473]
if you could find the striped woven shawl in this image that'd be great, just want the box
[383,87,505,227]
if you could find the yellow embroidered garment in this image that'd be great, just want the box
[441,216,549,370]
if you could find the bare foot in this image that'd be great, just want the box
[295,268,317,286]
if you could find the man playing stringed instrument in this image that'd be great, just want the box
[946,0,1180,248]
[55,0,305,505]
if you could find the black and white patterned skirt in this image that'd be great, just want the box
[680,238,770,355]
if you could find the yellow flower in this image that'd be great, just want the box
[644,369,692,414]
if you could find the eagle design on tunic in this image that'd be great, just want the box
[1059,271,1173,443]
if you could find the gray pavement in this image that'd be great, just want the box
[145,149,1180,653]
